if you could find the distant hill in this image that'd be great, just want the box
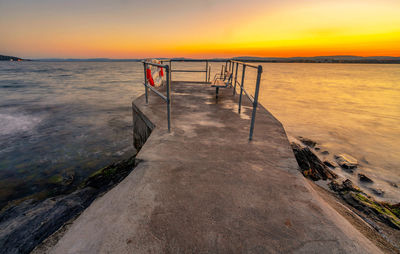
[37,58,142,62]
[24,55,400,63]
[0,55,26,61]
[234,56,400,63]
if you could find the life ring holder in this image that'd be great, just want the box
[146,59,164,87]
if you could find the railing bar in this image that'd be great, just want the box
[171,70,206,73]
[143,63,149,104]
[166,66,171,132]
[233,62,238,95]
[205,61,208,83]
[242,88,254,104]
[143,83,167,101]
[238,65,246,114]
[249,65,263,141]
[229,60,258,69]
[142,61,169,68]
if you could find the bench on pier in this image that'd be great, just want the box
[211,71,233,99]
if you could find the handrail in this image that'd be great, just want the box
[229,60,259,69]
[142,61,171,132]
[162,59,210,83]
[141,58,263,141]
[225,59,263,141]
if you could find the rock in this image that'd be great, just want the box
[83,156,136,191]
[388,182,398,188]
[342,179,361,192]
[297,136,317,148]
[0,188,98,254]
[342,192,400,230]
[291,142,337,181]
[329,179,361,193]
[314,146,320,151]
[334,154,358,170]
[358,173,373,183]
[321,150,329,155]
[370,188,385,196]
[323,160,336,168]
[330,179,400,230]
[61,169,75,186]
[0,156,138,254]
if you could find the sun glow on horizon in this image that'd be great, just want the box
[0,0,399,58]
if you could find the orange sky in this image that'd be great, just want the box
[0,0,399,58]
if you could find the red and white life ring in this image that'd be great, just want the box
[146,59,164,87]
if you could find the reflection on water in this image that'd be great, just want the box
[243,63,400,202]
[0,62,399,207]
[0,62,143,208]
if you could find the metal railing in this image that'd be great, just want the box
[161,59,211,83]
[142,59,263,141]
[142,61,171,132]
[224,60,263,141]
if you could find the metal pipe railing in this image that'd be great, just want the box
[142,59,263,140]
[226,59,263,140]
[162,59,210,83]
[143,61,171,132]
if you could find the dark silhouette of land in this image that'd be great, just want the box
[2,54,400,63]
[0,55,26,61]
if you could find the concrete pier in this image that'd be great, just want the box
[51,82,382,253]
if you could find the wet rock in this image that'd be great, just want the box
[342,179,361,192]
[329,179,400,230]
[341,192,400,230]
[370,188,385,196]
[321,150,329,155]
[360,156,369,164]
[297,136,317,148]
[0,156,138,254]
[0,188,98,254]
[329,179,361,193]
[335,154,358,170]
[291,142,337,181]
[323,160,336,169]
[61,169,75,186]
[358,173,373,183]
[83,156,136,191]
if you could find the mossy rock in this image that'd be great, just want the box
[381,202,400,219]
[351,192,400,230]
[83,156,136,190]
[48,175,63,184]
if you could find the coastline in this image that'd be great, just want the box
[0,156,139,254]
[290,137,400,252]
[0,73,398,252]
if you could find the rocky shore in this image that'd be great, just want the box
[0,156,138,254]
[291,137,400,252]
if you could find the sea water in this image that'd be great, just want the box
[0,61,399,207]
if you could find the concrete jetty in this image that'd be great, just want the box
[50,82,382,253]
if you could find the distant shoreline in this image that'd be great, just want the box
[2,54,400,63]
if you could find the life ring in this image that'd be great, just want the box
[146,59,163,87]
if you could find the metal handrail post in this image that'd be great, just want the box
[169,61,172,82]
[238,65,246,113]
[233,62,238,95]
[166,65,171,132]
[143,62,149,104]
[208,66,211,82]
[249,65,263,141]
[205,61,209,83]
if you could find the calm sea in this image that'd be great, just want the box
[0,61,399,207]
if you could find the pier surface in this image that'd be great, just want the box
[51,82,381,253]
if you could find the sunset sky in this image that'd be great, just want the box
[0,0,399,58]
